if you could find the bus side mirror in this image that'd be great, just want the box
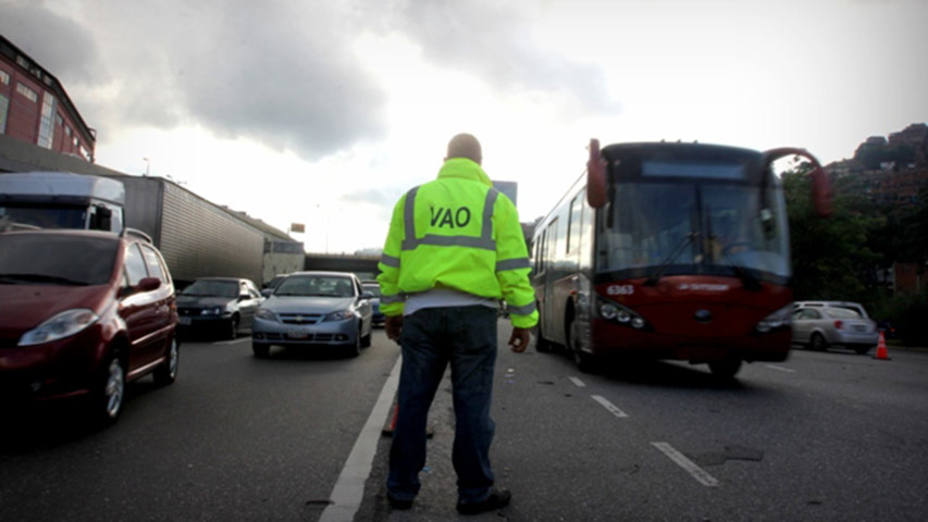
[587,138,607,209]
[762,147,832,217]
[809,164,832,217]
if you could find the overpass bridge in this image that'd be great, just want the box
[303,253,380,281]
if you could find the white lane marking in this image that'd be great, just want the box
[765,364,796,373]
[651,442,719,487]
[213,338,249,345]
[319,356,402,522]
[568,376,586,388]
[591,394,628,418]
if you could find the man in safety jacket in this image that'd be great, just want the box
[378,133,537,515]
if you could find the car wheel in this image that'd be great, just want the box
[568,319,597,373]
[346,328,362,358]
[227,315,240,340]
[93,355,126,425]
[810,332,828,351]
[361,330,372,348]
[252,342,270,358]
[153,337,179,386]
[708,359,742,380]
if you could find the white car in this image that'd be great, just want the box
[791,303,878,354]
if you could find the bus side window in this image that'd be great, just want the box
[536,230,546,274]
[545,218,558,271]
[567,195,581,254]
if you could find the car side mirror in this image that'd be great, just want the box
[238,293,250,301]
[138,277,161,292]
[361,291,375,299]
[261,288,273,298]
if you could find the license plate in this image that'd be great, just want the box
[288,330,309,340]
[179,317,192,325]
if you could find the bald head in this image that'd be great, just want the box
[445,133,482,165]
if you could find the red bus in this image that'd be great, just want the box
[531,141,830,378]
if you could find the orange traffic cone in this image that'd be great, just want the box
[873,331,891,360]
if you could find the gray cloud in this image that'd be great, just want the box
[1,0,617,160]
[379,0,618,113]
[0,3,104,83]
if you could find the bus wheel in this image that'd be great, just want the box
[708,359,742,380]
[535,327,552,353]
[568,320,597,374]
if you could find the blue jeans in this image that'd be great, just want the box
[387,306,498,505]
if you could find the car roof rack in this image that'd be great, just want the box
[121,227,153,243]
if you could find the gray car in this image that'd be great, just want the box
[251,271,374,358]
[791,304,879,354]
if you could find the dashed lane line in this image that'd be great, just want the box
[652,442,719,487]
[764,364,796,373]
[213,338,249,345]
[568,376,586,388]
[319,356,402,522]
[591,394,629,418]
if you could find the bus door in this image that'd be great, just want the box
[542,218,560,342]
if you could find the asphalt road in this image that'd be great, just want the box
[2,325,927,521]
[0,333,400,521]
[358,324,928,522]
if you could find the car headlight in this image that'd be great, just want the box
[200,306,223,316]
[597,298,650,330]
[256,308,278,322]
[756,304,792,333]
[323,309,355,322]
[19,308,100,346]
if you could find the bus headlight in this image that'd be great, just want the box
[600,303,619,320]
[598,298,650,330]
[755,304,792,333]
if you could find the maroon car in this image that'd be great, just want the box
[0,228,179,424]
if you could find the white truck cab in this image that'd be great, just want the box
[0,171,126,233]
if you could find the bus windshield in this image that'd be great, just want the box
[597,179,790,279]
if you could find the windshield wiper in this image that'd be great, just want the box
[715,247,762,292]
[0,273,88,286]
[643,232,699,286]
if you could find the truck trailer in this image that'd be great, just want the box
[1,171,270,287]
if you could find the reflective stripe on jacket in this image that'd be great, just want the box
[377,158,538,328]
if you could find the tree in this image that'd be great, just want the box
[782,168,884,303]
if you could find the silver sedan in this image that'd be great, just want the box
[791,305,879,354]
[251,271,374,358]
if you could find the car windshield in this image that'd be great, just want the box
[182,280,239,297]
[276,275,354,297]
[0,233,118,285]
[362,284,381,297]
[827,308,862,319]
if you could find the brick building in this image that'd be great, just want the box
[0,34,95,162]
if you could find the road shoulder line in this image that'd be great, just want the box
[320,356,402,521]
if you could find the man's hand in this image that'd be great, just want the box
[385,315,403,342]
[508,327,532,353]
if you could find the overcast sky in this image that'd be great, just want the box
[2,0,926,253]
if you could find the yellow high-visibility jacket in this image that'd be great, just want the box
[377,158,538,329]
